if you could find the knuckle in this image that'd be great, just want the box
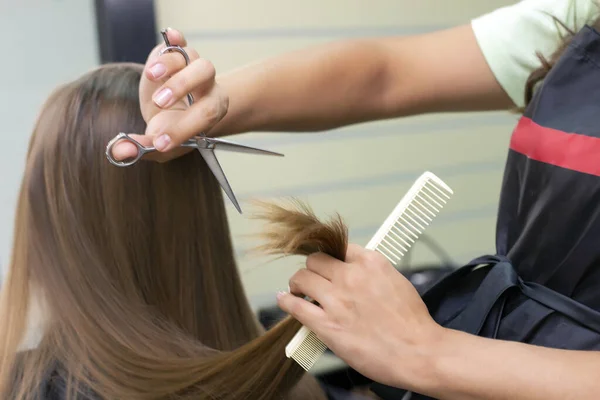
[341,270,361,289]
[186,47,200,60]
[156,52,187,76]
[306,253,319,270]
[173,52,190,69]
[145,114,167,137]
[288,275,301,293]
[296,268,311,281]
[287,300,304,318]
[361,249,388,268]
[219,91,230,114]
[202,99,222,123]
[196,58,216,78]
[171,74,190,94]
[347,243,362,253]
[164,54,186,73]
[325,295,343,312]
[288,280,298,294]
[288,269,309,292]
[374,251,391,267]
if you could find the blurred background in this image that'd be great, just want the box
[0,0,517,373]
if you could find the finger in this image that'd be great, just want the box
[345,243,367,263]
[110,141,138,162]
[306,252,346,281]
[164,27,187,47]
[145,47,200,82]
[346,244,393,273]
[142,147,194,163]
[107,134,193,164]
[151,57,216,109]
[277,292,328,330]
[146,87,227,151]
[108,134,152,161]
[288,268,336,308]
[143,28,187,64]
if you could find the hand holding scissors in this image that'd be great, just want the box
[106,29,284,214]
[110,28,228,163]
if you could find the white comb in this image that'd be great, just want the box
[285,171,453,371]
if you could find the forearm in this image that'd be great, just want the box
[413,328,599,400]
[210,24,513,136]
[210,39,400,136]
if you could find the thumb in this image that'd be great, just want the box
[107,135,153,163]
[145,107,188,152]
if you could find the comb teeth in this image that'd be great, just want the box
[366,171,453,263]
[285,326,328,371]
[286,171,453,371]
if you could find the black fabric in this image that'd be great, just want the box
[320,383,379,400]
[372,25,600,399]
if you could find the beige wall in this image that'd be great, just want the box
[0,1,99,271]
[155,0,519,310]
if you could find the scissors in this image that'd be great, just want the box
[105,29,284,214]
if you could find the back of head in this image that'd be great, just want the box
[0,63,328,399]
[22,63,258,349]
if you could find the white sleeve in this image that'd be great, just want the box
[471,0,599,107]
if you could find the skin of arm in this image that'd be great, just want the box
[220,10,597,397]
[121,24,512,160]
[277,246,600,400]
[210,23,514,136]
[418,328,599,400]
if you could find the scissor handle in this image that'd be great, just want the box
[105,133,152,167]
[159,30,195,106]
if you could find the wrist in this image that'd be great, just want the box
[418,326,449,392]
[391,325,468,398]
[385,323,447,394]
[414,327,484,400]
[208,73,260,138]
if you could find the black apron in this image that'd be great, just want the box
[372,25,600,399]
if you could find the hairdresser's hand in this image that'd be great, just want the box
[277,244,445,389]
[110,28,229,163]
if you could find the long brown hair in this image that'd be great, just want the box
[0,63,342,399]
[6,15,599,398]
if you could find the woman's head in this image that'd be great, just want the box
[0,63,279,398]
[21,63,259,350]
[1,62,328,400]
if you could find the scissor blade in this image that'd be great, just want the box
[206,137,284,157]
[197,148,243,214]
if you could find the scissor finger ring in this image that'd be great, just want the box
[158,29,194,107]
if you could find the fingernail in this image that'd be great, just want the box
[149,63,166,79]
[154,134,171,151]
[166,27,181,40]
[153,88,172,107]
[276,291,286,300]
